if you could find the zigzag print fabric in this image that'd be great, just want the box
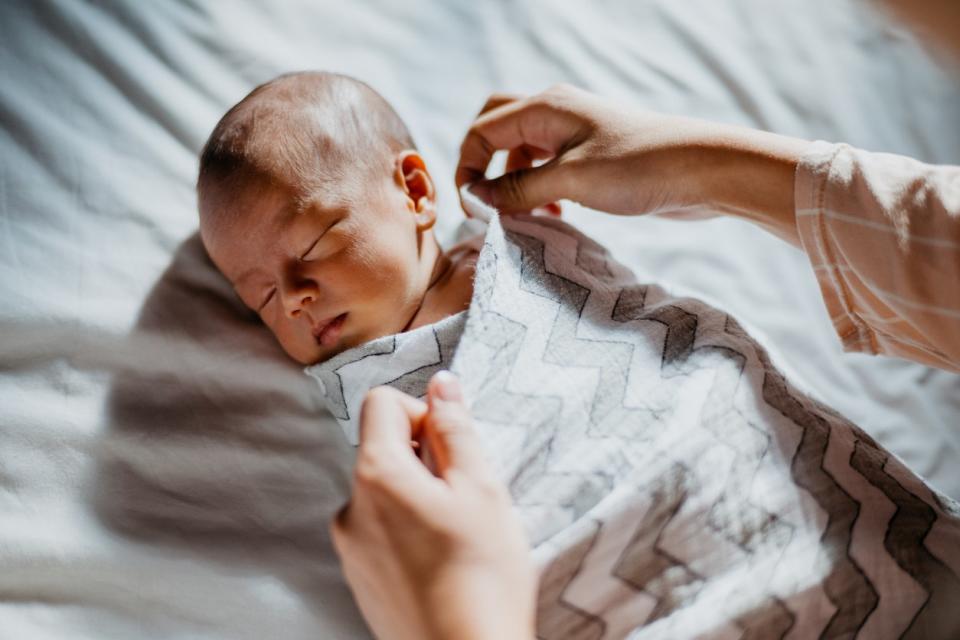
[307,213,960,639]
[306,311,466,445]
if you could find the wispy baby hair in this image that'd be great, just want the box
[197,71,415,220]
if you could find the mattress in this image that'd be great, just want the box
[1,1,958,638]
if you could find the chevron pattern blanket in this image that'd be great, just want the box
[307,212,960,639]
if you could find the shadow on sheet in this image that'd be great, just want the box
[92,232,366,634]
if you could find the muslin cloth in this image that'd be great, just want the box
[306,191,960,639]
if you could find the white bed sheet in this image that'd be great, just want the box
[1,1,958,638]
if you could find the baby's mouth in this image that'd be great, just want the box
[312,313,348,347]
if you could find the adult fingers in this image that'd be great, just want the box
[354,387,446,506]
[358,386,428,450]
[504,143,553,173]
[455,93,583,191]
[335,389,453,556]
[451,93,524,215]
[477,93,522,117]
[467,160,568,214]
[424,371,493,480]
[503,145,563,216]
[503,145,560,216]
[356,387,434,484]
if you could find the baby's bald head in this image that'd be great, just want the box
[197,71,415,224]
[195,72,443,365]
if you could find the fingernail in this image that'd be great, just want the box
[432,370,463,402]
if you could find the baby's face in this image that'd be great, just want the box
[201,172,436,365]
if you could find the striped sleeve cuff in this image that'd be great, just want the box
[794,140,878,356]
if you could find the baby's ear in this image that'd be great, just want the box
[396,150,436,232]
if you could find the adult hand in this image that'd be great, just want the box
[330,372,537,640]
[456,84,808,246]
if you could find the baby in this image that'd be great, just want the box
[197,71,479,365]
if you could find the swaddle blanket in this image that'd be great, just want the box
[306,203,960,638]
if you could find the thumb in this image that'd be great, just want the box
[424,371,490,479]
[470,161,564,214]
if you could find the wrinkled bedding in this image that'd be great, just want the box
[2,1,959,638]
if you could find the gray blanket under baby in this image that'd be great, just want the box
[307,206,960,639]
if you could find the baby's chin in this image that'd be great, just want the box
[293,340,354,367]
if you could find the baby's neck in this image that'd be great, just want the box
[405,238,480,331]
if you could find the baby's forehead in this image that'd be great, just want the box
[202,160,383,252]
[201,181,290,249]
[229,180,298,223]
[228,181,356,233]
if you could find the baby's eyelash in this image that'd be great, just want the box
[300,236,321,260]
[301,220,339,260]
[259,288,276,311]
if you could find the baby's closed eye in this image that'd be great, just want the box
[258,288,276,311]
[302,219,342,261]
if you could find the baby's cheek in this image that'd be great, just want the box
[336,234,423,338]
[268,321,312,364]
[347,240,413,296]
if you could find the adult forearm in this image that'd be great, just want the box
[687,126,809,247]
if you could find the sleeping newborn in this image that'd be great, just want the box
[197,71,479,365]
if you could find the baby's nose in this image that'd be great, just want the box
[280,279,317,316]
[286,293,315,319]
[279,270,320,319]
